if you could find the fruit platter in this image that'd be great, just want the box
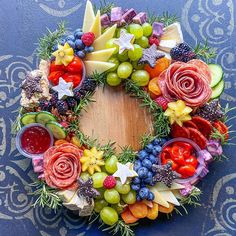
[13,1,234,235]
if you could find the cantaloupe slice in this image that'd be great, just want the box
[89,10,101,38]
[84,61,115,75]
[82,0,95,33]
[85,48,115,62]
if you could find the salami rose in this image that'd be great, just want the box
[157,60,212,107]
[43,143,82,189]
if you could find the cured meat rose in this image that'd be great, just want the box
[157,60,212,107]
[43,143,82,190]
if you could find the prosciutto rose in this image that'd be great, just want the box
[43,143,82,189]
[158,59,212,107]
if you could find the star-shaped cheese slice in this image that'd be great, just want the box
[52,77,73,99]
[113,30,134,54]
[113,162,138,184]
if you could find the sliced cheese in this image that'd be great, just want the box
[172,189,183,199]
[82,0,95,32]
[85,48,115,62]
[159,190,180,206]
[154,182,184,191]
[160,22,184,43]
[57,190,77,203]
[84,61,115,75]
[150,187,170,208]
[89,10,101,39]
[93,24,117,51]
[158,40,177,53]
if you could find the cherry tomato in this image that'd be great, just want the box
[185,155,198,168]
[63,73,82,88]
[174,142,193,152]
[172,144,191,159]
[66,56,83,74]
[170,146,185,165]
[50,61,66,73]
[162,159,179,171]
[48,71,65,85]
[178,165,196,178]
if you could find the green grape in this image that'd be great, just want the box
[96,188,105,200]
[111,204,124,214]
[106,38,119,54]
[121,190,137,204]
[92,172,108,189]
[135,36,149,48]
[128,24,143,39]
[132,61,144,70]
[104,189,120,204]
[108,57,120,72]
[94,199,108,213]
[128,44,143,61]
[105,155,118,174]
[131,70,150,86]
[142,23,153,37]
[100,207,119,225]
[115,180,131,194]
[106,72,122,86]
[117,51,129,62]
[117,62,133,79]
[80,172,91,181]
[116,28,127,38]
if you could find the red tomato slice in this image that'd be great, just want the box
[62,73,82,88]
[50,61,66,73]
[48,71,65,85]
[66,56,83,74]
[185,156,198,168]
[178,165,196,178]
[174,142,193,152]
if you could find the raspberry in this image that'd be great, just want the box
[103,176,117,189]
[60,121,69,128]
[81,32,95,46]
[149,36,160,47]
[155,96,168,110]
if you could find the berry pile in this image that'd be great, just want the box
[131,138,167,201]
[54,29,95,59]
[170,43,197,62]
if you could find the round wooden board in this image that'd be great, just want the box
[79,86,154,151]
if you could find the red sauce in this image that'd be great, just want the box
[21,126,51,154]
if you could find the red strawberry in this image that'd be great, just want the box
[149,36,160,47]
[171,124,190,139]
[81,32,95,46]
[191,116,212,138]
[155,96,168,110]
[60,121,69,128]
[103,176,116,189]
[187,128,207,149]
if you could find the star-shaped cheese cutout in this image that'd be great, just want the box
[113,30,134,54]
[138,44,165,68]
[113,162,138,184]
[52,77,73,99]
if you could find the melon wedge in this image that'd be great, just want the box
[84,61,115,75]
[85,48,115,62]
[82,0,95,33]
[89,10,101,38]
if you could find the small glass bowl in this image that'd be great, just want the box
[159,137,202,184]
[16,123,54,159]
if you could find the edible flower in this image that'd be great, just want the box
[52,42,74,66]
[206,140,223,156]
[164,100,192,126]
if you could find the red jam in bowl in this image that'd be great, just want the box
[20,126,51,155]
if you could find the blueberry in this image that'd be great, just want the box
[147,191,155,201]
[136,195,141,201]
[142,159,152,169]
[74,29,83,39]
[75,39,85,50]
[60,39,66,46]
[144,177,152,184]
[139,187,150,200]
[138,150,148,160]
[152,138,160,146]
[149,154,157,164]
[149,181,155,186]
[158,138,168,145]
[131,184,140,191]
[145,143,154,153]
[66,35,75,41]
[132,177,141,185]
[154,145,162,153]
[138,167,148,179]
[84,46,94,53]
[134,160,142,172]
[67,40,75,49]
[76,50,86,59]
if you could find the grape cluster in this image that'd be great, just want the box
[131,138,167,201]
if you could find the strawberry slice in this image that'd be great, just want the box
[191,116,212,138]
[171,124,190,139]
[187,128,207,149]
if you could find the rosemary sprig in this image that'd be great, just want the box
[194,39,216,63]
[74,92,95,115]
[29,181,62,211]
[74,129,98,148]
[98,141,116,160]
[94,0,114,15]
[118,146,137,164]
[140,133,156,149]
[91,71,107,86]
[124,80,170,137]
[12,107,23,135]
[37,21,66,60]
[213,154,228,162]
[147,11,178,26]
[210,127,228,145]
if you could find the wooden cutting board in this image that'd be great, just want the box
[79,86,154,151]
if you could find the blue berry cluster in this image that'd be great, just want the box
[53,28,94,59]
[131,138,167,201]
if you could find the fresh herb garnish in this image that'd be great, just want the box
[118,146,137,164]
[147,11,178,26]
[94,0,114,15]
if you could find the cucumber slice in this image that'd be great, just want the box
[45,121,67,139]
[211,79,224,99]
[36,111,57,125]
[20,112,38,125]
[208,64,224,88]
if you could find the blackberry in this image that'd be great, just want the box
[81,77,97,92]
[56,100,68,115]
[73,87,82,100]
[50,92,59,106]
[170,47,183,61]
[66,97,77,109]
[39,100,52,111]
[182,51,197,62]
[178,42,192,52]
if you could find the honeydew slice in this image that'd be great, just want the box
[82,0,95,32]
[85,48,115,62]
[84,61,115,75]
[89,10,101,38]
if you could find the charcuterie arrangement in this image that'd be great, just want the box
[14,1,234,235]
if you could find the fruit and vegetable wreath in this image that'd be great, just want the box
[13,1,235,235]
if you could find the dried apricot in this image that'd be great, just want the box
[121,208,139,224]
[158,203,174,214]
[147,202,159,220]
[148,77,162,96]
[129,202,148,218]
